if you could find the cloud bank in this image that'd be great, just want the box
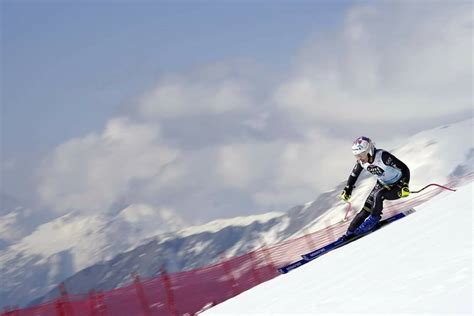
[38,118,178,213]
[275,1,472,126]
[37,1,473,223]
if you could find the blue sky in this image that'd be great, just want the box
[3,1,347,149]
[1,1,472,223]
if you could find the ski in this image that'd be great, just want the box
[278,208,416,274]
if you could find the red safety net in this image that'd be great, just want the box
[3,175,471,316]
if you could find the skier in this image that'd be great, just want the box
[338,136,410,241]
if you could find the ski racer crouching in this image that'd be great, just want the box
[338,136,411,241]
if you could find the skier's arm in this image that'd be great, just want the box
[340,163,363,201]
[345,163,363,192]
[381,151,410,184]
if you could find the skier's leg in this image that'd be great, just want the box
[351,182,389,235]
[371,184,400,217]
[348,209,370,232]
[370,189,387,217]
[347,183,380,232]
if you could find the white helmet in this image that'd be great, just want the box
[352,136,375,156]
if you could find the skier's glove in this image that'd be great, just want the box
[397,181,410,198]
[399,186,410,198]
[340,186,352,202]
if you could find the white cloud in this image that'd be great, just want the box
[216,144,256,189]
[212,127,355,212]
[275,1,472,123]
[216,142,281,190]
[137,63,258,120]
[38,118,179,214]
[252,129,352,208]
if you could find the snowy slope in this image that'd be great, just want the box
[204,182,473,315]
[2,118,473,308]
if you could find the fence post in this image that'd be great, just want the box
[88,290,97,316]
[55,299,64,316]
[55,282,72,316]
[133,273,151,316]
[95,291,108,316]
[219,253,239,297]
[160,267,178,316]
[248,251,262,286]
[60,283,73,316]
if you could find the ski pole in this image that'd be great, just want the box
[410,183,456,194]
[342,201,353,222]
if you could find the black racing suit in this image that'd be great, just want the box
[345,149,410,233]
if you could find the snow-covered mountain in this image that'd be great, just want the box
[1,118,472,308]
[0,193,55,251]
[0,204,187,308]
[203,181,473,314]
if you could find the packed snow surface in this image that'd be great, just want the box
[204,183,473,315]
